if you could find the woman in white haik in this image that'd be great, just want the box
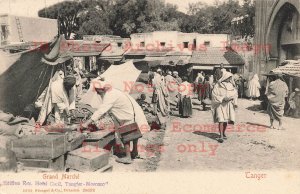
[211,71,238,143]
[246,74,261,100]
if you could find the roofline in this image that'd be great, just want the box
[0,14,57,21]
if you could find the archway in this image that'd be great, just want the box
[266,2,300,67]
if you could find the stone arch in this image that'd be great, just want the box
[265,0,300,65]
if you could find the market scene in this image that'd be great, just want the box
[0,0,300,173]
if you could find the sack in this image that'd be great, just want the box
[117,123,142,143]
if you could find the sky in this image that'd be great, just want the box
[0,0,232,17]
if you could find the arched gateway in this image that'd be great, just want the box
[254,0,300,75]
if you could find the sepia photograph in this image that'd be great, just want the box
[0,0,299,193]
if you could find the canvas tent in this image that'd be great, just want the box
[80,60,142,107]
[0,35,72,115]
[79,60,150,133]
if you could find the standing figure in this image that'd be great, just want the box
[266,74,288,130]
[194,72,204,97]
[152,69,169,128]
[235,75,246,98]
[201,75,212,111]
[246,74,261,100]
[51,75,76,124]
[178,76,193,118]
[148,68,154,86]
[287,88,300,117]
[196,73,205,103]
[165,71,179,106]
[74,67,83,97]
[211,71,238,143]
[173,71,182,84]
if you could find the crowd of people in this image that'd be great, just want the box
[29,60,299,164]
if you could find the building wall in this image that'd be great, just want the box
[0,14,57,45]
[196,34,230,49]
[254,0,300,77]
[83,35,130,56]
[130,31,230,52]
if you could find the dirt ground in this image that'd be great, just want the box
[112,98,300,172]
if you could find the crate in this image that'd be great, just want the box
[18,154,65,171]
[11,134,66,160]
[66,145,110,172]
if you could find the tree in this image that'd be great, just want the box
[38,1,82,39]
[241,0,255,38]
[76,0,115,38]
[110,0,181,37]
[187,2,207,15]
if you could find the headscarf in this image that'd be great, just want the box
[195,72,204,83]
[218,71,233,83]
[252,74,259,81]
[52,70,65,82]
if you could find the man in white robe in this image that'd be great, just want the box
[82,79,149,164]
[51,76,76,124]
[211,71,238,143]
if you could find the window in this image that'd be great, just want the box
[160,42,166,47]
[117,42,123,47]
[183,42,189,48]
[204,41,210,47]
[1,25,8,42]
[140,42,145,47]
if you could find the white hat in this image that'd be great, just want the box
[173,71,178,75]
[157,68,162,72]
[295,88,300,92]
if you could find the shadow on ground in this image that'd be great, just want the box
[193,131,219,142]
[246,122,270,128]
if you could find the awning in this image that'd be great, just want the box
[272,60,300,77]
[190,47,244,65]
[64,40,110,57]
[192,66,214,70]
[161,55,191,66]
[127,56,165,63]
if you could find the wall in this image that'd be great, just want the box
[254,0,300,77]
[130,31,230,52]
[196,34,230,49]
[1,15,57,45]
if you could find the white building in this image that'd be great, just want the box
[0,14,58,46]
[129,31,231,52]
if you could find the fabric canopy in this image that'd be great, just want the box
[80,60,142,108]
[101,60,142,92]
[272,60,300,78]
[0,35,72,115]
